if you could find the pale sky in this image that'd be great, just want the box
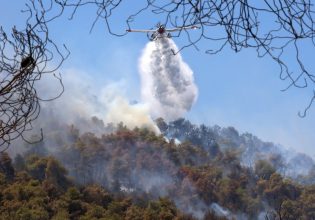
[2,1,315,157]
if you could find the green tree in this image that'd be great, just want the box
[263,173,301,219]
[0,152,15,181]
[254,160,276,180]
[14,154,26,172]
[43,157,71,194]
[125,205,144,220]
[82,184,112,207]
[144,198,177,220]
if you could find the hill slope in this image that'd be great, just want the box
[3,117,315,219]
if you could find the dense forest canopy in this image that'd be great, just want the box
[2,118,315,219]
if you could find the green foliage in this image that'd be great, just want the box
[0,155,190,220]
[13,154,26,172]
[254,160,276,180]
[143,198,177,220]
[125,205,144,220]
[45,157,69,186]
[0,152,15,181]
[79,204,106,220]
[51,209,70,220]
[26,155,47,181]
[82,184,112,207]
[0,176,49,220]
[1,125,315,219]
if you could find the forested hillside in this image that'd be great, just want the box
[2,118,315,219]
[0,152,197,220]
[157,118,315,182]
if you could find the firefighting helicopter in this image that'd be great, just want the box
[126,23,199,41]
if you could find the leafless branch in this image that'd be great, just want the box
[0,0,69,150]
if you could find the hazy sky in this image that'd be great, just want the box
[2,1,315,157]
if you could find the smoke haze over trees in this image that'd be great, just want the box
[4,116,315,219]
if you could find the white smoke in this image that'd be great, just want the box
[35,69,160,134]
[20,38,198,139]
[139,38,198,121]
[210,203,233,219]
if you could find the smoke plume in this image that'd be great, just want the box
[34,69,160,134]
[139,38,198,121]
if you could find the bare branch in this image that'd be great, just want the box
[0,0,69,150]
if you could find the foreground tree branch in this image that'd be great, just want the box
[0,0,69,150]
